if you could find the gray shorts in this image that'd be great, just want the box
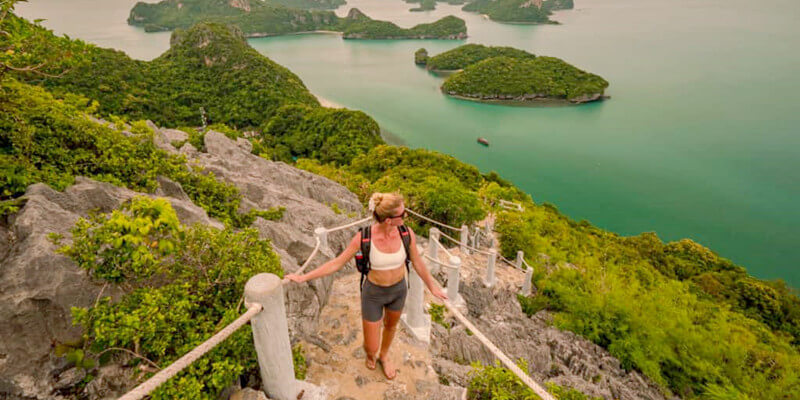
[361,278,407,322]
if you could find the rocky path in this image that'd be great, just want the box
[299,267,466,400]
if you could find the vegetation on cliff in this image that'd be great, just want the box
[498,199,800,398]
[0,79,286,228]
[461,0,573,24]
[424,43,536,71]
[7,16,383,166]
[56,197,283,399]
[258,104,383,165]
[441,56,609,103]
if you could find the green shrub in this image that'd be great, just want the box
[66,197,282,399]
[261,104,383,165]
[292,343,307,380]
[467,360,538,400]
[429,303,450,329]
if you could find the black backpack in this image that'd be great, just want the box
[355,225,412,291]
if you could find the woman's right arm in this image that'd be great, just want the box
[285,231,361,283]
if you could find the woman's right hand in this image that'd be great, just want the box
[284,273,307,283]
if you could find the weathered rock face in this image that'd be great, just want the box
[191,130,364,335]
[0,125,364,399]
[429,272,674,400]
[0,177,223,399]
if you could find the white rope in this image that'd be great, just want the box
[521,257,533,270]
[434,239,454,259]
[118,303,263,400]
[498,254,524,270]
[325,216,371,233]
[406,209,460,231]
[428,282,555,400]
[438,230,495,256]
[424,254,458,270]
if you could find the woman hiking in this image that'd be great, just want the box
[285,192,447,380]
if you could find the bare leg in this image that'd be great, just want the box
[362,318,382,369]
[378,308,402,379]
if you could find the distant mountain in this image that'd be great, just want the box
[129,0,467,39]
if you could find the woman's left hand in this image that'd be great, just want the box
[430,286,448,301]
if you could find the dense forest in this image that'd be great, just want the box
[128,0,467,39]
[4,7,800,400]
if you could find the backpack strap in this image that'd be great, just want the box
[398,225,412,288]
[358,226,372,291]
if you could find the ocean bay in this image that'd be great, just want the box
[18,0,800,285]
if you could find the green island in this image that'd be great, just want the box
[4,5,800,400]
[419,44,608,103]
[461,0,573,24]
[342,14,466,39]
[419,43,536,71]
[408,0,436,12]
[129,0,467,39]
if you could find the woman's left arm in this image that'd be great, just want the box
[408,228,448,300]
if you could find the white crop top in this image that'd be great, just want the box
[369,242,407,271]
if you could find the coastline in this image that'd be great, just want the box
[314,93,345,109]
[444,92,609,106]
[246,30,343,38]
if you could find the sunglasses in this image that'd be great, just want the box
[386,210,408,220]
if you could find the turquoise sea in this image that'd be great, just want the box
[18,0,800,286]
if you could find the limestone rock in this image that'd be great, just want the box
[0,177,224,398]
[229,387,269,400]
[430,274,673,400]
[0,121,366,398]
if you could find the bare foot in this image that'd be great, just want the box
[378,356,397,380]
[365,353,377,370]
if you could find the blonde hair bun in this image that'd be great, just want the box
[369,192,404,221]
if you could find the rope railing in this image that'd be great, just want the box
[433,238,454,259]
[117,303,263,400]
[438,229,496,257]
[428,273,555,400]
[325,216,371,233]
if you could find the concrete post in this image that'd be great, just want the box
[428,227,440,274]
[514,250,524,269]
[446,256,465,307]
[245,274,321,400]
[460,225,469,255]
[484,249,497,288]
[522,266,533,296]
[401,245,431,343]
[314,227,328,251]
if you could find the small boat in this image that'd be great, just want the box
[477,137,489,146]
